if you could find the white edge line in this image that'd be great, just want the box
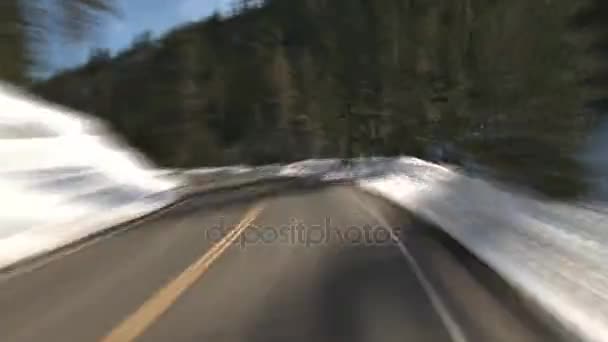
[350,190,468,342]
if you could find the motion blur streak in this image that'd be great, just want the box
[0,83,183,270]
[2,1,608,341]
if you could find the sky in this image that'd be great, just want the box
[47,0,233,74]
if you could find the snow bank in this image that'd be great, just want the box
[185,165,254,176]
[279,159,342,177]
[358,157,608,342]
[278,157,401,181]
[0,84,183,269]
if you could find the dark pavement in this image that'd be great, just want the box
[0,183,567,342]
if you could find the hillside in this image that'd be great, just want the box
[33,0,608,198]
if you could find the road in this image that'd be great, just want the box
[0,181,568,342]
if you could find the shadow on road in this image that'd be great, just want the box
[241,236,452,341]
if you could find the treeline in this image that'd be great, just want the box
[33,0,608,198]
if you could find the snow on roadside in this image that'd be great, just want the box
[185,165,254,176]
[0,84,184,270]
[279,159,342,177]
[358,158,608,342]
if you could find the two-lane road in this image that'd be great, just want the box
[0,183,567,341]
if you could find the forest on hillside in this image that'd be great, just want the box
[30,0,608,198]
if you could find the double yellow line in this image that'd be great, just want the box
[101,203,266,342]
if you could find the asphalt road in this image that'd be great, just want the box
[0,182,568,342]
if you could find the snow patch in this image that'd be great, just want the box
[358,158,608,342]
[0,84,184,269]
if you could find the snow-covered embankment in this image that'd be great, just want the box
[357,157,608,342]
[0,84,184,270]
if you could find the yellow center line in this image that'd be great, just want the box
[100,202,266,342]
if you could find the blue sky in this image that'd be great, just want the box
[48,0,232,74]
